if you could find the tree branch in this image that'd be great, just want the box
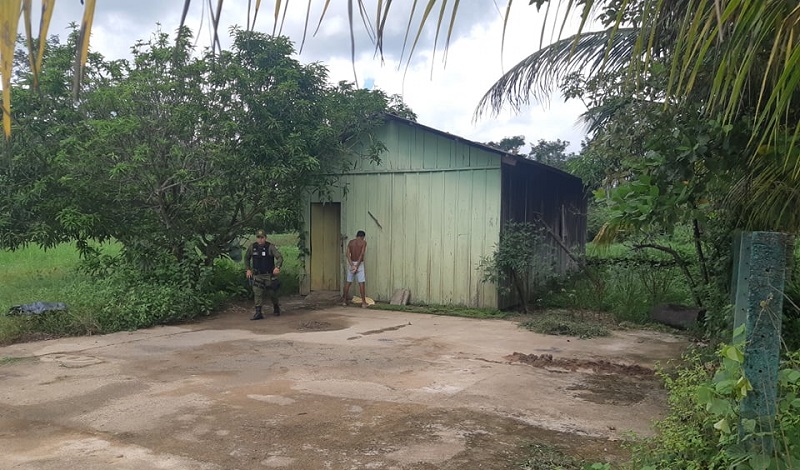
[632,243,703,307]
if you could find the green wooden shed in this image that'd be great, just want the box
[300,114,586,309]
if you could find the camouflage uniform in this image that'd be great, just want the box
[244,230,284,319]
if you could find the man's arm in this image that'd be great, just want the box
[244,244,253,270]
[244,244,253,278]
[270,244,283,269]
[354,241,366,267]
[345,240,353,264]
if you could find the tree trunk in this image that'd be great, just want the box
[693,218,710,285]
[510,271,529,314]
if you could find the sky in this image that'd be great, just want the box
[39,1,590,153]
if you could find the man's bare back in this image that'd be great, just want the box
[347,238,366,263]
[343,231,368,308]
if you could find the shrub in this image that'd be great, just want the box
[627,348,728,469]
[628,338,800,469]
[538,253,693,325]
[480,221,558,313]
[73,248,243,332]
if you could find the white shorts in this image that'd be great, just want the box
[346,262,365,283]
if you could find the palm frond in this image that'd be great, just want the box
[475,28,638,117]
[592,221,630,245]
[35,0,55,84]
[727,147,800,232]
[654,0,800,173]
[22,0,35,88]
[71,0,96,101]
[0,0,22,138]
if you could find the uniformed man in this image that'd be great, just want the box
[244,229,283,320]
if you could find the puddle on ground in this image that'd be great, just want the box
[359,323,411,336]
[296,321,333,331]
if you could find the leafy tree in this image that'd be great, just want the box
[484,136,576,171]
[2,28,400,269]
[485,135,525,154]
[0,31,123,251]
[480,221,557,313]
[527,138,574,171]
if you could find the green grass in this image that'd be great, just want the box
[0,241,122,344]
[0,235,305,345]
[520,310,612,339]
[368,303,510,319]
[517,443,602,470]
[0,243,91,313]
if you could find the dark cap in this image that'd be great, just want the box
[255,229,267,238]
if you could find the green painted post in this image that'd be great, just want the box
[731,231,749,338]
[733,231,788,454]
[730,231,741,303]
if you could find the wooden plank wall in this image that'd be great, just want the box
[307,120,503,308]
[498,161,588,309]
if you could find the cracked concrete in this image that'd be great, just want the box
[0,301,687,469]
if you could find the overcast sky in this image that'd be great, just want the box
[40,1,589,152]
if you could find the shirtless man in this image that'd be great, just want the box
[342,230,368,308]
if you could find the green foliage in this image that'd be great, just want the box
[369,303,508,319]
[483,137,576,171]
[527,138,575,171]
[537,243,694,325]
[629,339,800,469]
[0,247,236,344]
[484,135,526,154]
[1,27,401,270]
[586,200,612,242]
[517,442,603,470]
[627,348,726,469]
[1,233,306,344]
[520,311,611,339]
[480,221,557,312]
[76,248,242,331]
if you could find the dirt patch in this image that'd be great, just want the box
[506,352,659,408]
[568,374,654,406]
[505,352,655,377]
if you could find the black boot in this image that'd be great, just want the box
[251,306,264,320]
[273,303,281,316]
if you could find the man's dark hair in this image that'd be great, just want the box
[356,230,366,238]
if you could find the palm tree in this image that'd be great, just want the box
[471,0,800,232]
[3,0,799,180]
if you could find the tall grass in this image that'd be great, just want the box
[537,242,694,324]
[0,243,119,312]
[0,242,117,343]
[0,234,304,345]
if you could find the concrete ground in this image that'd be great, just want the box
[0,298,688,469]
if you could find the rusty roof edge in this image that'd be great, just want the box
[382,112,583,185]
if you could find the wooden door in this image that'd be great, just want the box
[310,203,341,291]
